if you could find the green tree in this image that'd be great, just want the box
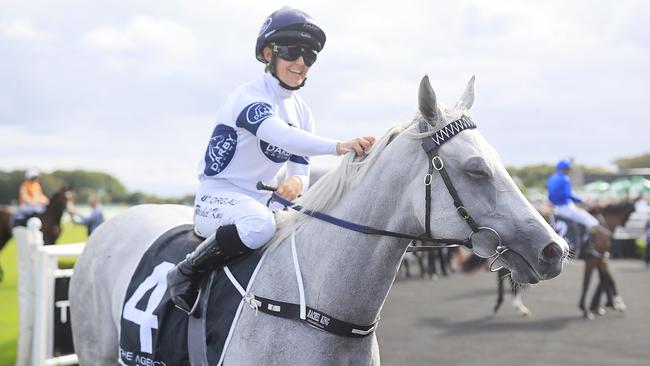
[614,152,650,170]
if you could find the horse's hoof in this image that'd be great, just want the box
[612,296,627,312]
[590,307,606,316]
[519,307,531,317]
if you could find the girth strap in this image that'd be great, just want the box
[247,294,378,338]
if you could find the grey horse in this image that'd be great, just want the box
[70,76,568,365]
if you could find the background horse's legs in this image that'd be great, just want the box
[511,288,531,317]
[427,250,438,279]
[580,259,596,319]
[415,252,426,278]
[589,268,607,315]
[494,268,505,314]
[598,260,627,312]
[438,248,449,277]
[402,255,412,278]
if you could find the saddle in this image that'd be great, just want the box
[118,224,263,366]
[552,215,599,259]
[12,212,38,228]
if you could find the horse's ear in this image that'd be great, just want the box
[418,75,442,128]
[455,75,475,111]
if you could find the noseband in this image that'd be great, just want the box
[266,116,509,271]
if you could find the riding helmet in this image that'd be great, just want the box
[26,168,40,179]
[255,7,326,63]
[556,160,571,170]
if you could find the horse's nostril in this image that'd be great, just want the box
[542,242,563,260]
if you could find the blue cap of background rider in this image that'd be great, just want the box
[556,160,571,170]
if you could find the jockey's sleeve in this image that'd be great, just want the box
[251,116,338,156]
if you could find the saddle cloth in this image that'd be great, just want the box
[119,224,263,366]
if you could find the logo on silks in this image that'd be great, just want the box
[203,124,238,176]
[260,141,291,163]
[246,102,273,125]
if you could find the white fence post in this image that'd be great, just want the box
[13,222,36,366]
[14,218,84,366]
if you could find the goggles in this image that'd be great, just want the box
[273,44,318,67]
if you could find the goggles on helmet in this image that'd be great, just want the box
[273,44,318,67]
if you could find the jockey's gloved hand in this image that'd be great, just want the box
[336,136,376,156]
[276,176,303,201]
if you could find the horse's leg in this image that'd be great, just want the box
[580,259,595,319]
[439,248,449,277]
[511,282,531,317]
[598,259,627,312]
[494,269,505,314]
[402,256,411,278]
[415,252,426,278]
[428,250,438,280]
[589,268,606,315]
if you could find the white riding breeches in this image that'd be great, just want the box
[553,202,599,229]
[193,180,276,250]
[18,203,46,216]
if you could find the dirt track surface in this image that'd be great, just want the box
[377,259,650,366]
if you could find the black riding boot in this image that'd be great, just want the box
[167,224,253,315]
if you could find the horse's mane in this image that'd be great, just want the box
[268,105,469,249]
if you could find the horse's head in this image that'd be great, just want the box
[48,186,76,214]
[407,76,568,284]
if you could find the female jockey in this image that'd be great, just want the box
[168,7,376,313]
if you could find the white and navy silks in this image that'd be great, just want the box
[194,73,338,249]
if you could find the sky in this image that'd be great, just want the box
[1,0,649,196]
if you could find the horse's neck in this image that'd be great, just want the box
[274,150,421,324]
[44,195,65,223]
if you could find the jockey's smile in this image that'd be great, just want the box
[263,45,311,88]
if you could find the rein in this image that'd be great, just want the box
[269,193,470,247]
[264,115,509,269]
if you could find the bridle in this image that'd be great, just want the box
[264,115,509,271]
[418,116,508,271]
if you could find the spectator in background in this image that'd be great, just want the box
[72,193,104,236]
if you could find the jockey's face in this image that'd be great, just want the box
[263,46,310,88]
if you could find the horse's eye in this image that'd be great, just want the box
[466,169,490,179]
[463,157,491,180]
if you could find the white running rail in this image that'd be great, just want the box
[14,218,85,366]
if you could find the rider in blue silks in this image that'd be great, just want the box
[546,160,609,236]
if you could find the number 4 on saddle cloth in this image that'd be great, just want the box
[119,224,263,366]
[551,215,600,259]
